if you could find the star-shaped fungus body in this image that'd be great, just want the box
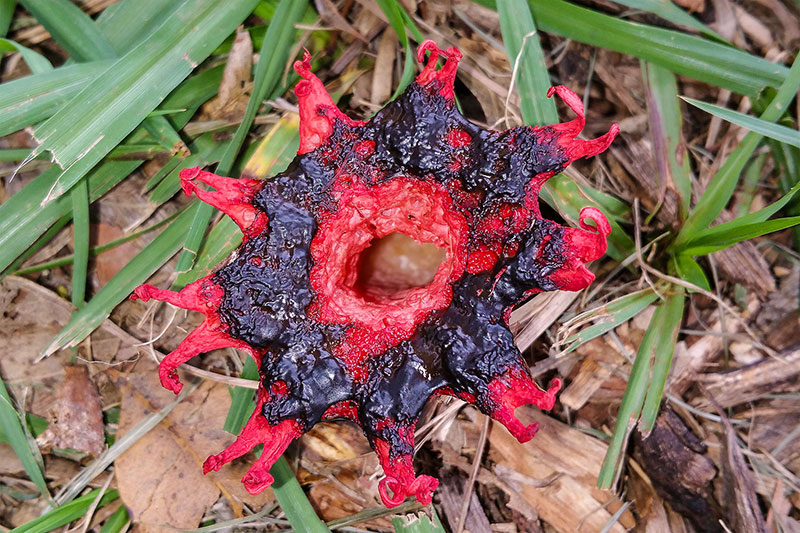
[131,40,618,507]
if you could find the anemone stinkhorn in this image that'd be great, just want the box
[132,40,618,507]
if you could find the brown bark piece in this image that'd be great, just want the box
[695,347,800,410]
[37,365,105,455]
[705,389,767,533]
[115,361,271,532]
[437,468,493,533]
[633,409,722,532]
[488,410,632,533]
[711,211,776,297]
[559,340,618,411]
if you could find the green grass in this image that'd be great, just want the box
[1,0,798,530]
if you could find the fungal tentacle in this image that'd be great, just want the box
[131,275,222,314]
[156,321,238,394]
[546,85,621,163]
[180,167,268,239]
[372,423,438,508]
[294,50,364,154]
[487,367,562,442]
[416,39,461,98]
[203,388,302,494]
[550,207,611,291]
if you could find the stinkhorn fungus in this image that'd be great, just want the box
[132,40,618,507]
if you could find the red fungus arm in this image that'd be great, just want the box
[547,85,620,164]
[294,50,364,154]
[180,167,268,240]
[372,423,439,507]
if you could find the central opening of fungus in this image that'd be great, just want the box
[309,178,469,332]
[354,233,447,302]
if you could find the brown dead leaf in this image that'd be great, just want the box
[203,26,253,123]
[37,365,105,455]
[303,422,390,526]
[371,26,397,105]
[114,359,271,532]
[488,410,633,533]
[0,278,68,416]
[92,223,144,288]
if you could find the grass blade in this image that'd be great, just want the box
[0,377,50,500]
[19,0,115,61]
[686,178,800,243]
[10,489,119,533]
[392,508,445,532]
[173,0,306,279]
[96,0,182,55]
[0,0,13,37]
[674,52,800,248]
[70,178,90,309]
[0,160,140,276]
[639,289,685,434]
[682,217,800,256]
[0,61,110,137]
[30,0,259,205]
[0,60,214,278]
[0,37,53,73]
[682,96,800,148]
[376,0,417,98]
[562,288,659,354]
[643,62,692,221]
[607,0,725,41]
[527,0,788,97]
[671,254,710,292]
[497,0,557,125]
[223,357,259,434]
[598,288,674,488]
[42,204,201,356]
[270,457,330,533]
[99,505,129,533]
[13,209,184,276]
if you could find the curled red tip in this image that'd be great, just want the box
[548,208,610,291]
[292,50,363,154]
[293,48,313,80]
[547,85,619,163]
[416,39,461,99]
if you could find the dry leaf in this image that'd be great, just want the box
[115,360,271,532]
[371,26,397,105]
[0,278,68,415]
[203,26,253,123]
[37,365,105,455]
